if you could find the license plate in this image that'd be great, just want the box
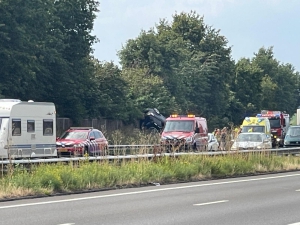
[58,148,68,152]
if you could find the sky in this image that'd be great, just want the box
[92,0,300,72]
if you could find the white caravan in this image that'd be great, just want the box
[0,99,57,159]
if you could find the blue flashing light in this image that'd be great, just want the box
[275,114,280,117]
[257,114,262,117]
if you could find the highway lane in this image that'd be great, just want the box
[1,172,300,225]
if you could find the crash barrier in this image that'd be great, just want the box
[1,145,300,165]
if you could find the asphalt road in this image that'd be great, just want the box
[1,172,300,225]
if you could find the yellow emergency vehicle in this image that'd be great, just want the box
[241,117,271,138]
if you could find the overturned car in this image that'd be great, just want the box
[140,108,166,132]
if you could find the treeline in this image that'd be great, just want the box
[0,1,299,128]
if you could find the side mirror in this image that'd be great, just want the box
[56,137,59,140]
[195,127,200,133]
[90,136,95,141]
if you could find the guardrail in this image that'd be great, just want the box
[1,145,300,165]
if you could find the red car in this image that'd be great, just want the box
[56,127,108,156]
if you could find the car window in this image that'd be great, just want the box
[99,131,104,138]
[89,131,96,139]
[94,131,101,139]
[60,131,88,140]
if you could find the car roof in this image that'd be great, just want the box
[67,127,100,132]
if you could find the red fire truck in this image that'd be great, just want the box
[256,110,290,147]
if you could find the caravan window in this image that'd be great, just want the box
[12,119,21,136]
[43,119,53,136]
[27,120,35,132]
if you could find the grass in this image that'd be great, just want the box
[1,151,300,200]
[1,128,299,200]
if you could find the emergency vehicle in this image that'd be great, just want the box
[241,116,271,138]
[160,114,208,152]
[0,99,57,159]
[256,110,289,146]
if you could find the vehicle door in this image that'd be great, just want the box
[0,118,9,158]
[194,121,204,148]
[87,131,98,154]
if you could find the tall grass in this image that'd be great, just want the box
[1,152,300,200]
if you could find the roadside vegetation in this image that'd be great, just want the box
[1,152,300,200]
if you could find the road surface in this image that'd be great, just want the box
[1,171,300,225]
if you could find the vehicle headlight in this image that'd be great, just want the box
[276,138,280,142]
[273,135,277,138]
[284,141,290,145]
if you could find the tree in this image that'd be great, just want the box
[121,67,178,118]
[231,58,263,117]
[0,0,100,122]
[119,11,234,126]
[252,47,298,114]
[92,60,131,120]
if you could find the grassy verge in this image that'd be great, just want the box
[1,152,300,200]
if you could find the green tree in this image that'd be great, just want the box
[92,60,131,120]
[0,0,100,122]
[253,47,298,114]
[231,58,263,117]
[121,68,178,118]
[119,11,234,125]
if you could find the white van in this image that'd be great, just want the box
[0,99,57,159]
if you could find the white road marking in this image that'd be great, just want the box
[295,189,300,192]
[0,173,300,209]
[58,223,75,225]
[288,223,300,225]
[193,200,228,206]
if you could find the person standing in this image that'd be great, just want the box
[220,127,227,150]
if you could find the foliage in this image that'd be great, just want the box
[0,0,100,123]
[232,47,299,122]
[1,153,300,199]
[0,3,299,128]
[119,11,235,126]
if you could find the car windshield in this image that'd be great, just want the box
[237,134,262,142]
[163,120,194,132]
[60,131,88,140]
[269,119,281,128]
[242,126,264,133]
[286,127,300,137]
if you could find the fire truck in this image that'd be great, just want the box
[256,110,290,147]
